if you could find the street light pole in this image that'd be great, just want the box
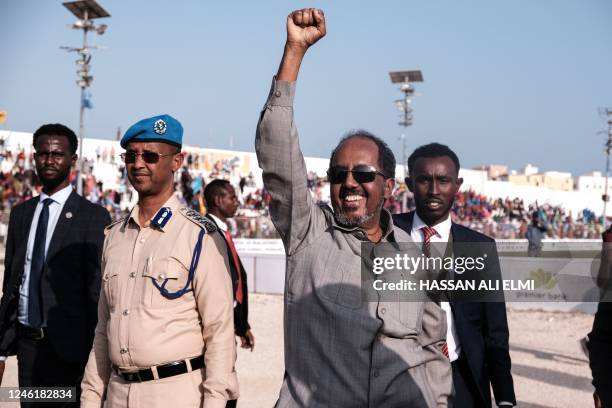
[61,0,110,195]
[78,17,88,174]
[389,70,423,179]
[600,108,612,228]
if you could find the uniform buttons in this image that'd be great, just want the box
[122,309,129,316]
[139,238,145,243]
[129,272,136,278]
[274,90,281,97]
[373,371,380,378]
[120,347,128,354]
[158,274,165,280]
[380,308,387,315]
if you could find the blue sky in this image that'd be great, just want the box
[1,0,611,175]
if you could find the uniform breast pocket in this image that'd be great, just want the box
[142,258,189,308]
[102,266,120,310]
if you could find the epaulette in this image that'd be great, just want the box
[104,217,126,235]
[179,208,217,233]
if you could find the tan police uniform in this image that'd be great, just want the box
[81,194,238,408]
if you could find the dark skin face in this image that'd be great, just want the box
[125,141,183,224]
[209,185,240,222]
[330,137,395,240]
[33,135,77,195]
[407,155,463,227]
[125,141,183,197]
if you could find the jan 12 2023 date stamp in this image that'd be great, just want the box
[0,387,76,402]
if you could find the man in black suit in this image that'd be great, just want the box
[589,225,612,408]
[203,179,253,408]
[393,143,515,408]
[0,123,110,406]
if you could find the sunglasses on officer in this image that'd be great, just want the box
[121,150,175,164]
[327,165,387,184]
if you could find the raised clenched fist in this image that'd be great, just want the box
[286,8,326,50]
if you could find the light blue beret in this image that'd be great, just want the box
[121,114,183,148]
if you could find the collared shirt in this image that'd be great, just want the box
[410,212,461,362]
[81,194,238,408]
[208,213,228,232]
[256,77,451,407]
[18,184,73,326]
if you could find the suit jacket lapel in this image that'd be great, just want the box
[450,223,462,242]
[393,211,415,234]
[205,214,241,290]
[14,199,38,268]
[46,191,80,262]
[22,199,38,237]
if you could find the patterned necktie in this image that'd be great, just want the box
[28,198,53,328]
[422,225,450,359]
[224,229,244,304]
[421,226,438,257]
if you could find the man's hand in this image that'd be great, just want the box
[594,391,602,408]
[286,8,326,51]
[0,361,5,385]
[240,330,255,352]
[277,8,326,81]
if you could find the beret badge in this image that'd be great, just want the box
[153,119,167,135]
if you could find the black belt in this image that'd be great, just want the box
[17,323,45,341]
[113,355,205,382]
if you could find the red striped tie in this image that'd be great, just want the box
[441,342,449,358]
[422,226,450,359]
[421,226,438,257]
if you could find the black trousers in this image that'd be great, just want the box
[226,399,237,407]
[17,335,84,407]
[451,353,487,408]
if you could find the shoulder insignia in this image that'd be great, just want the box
[179,208,217,233]
[104,217,126,235]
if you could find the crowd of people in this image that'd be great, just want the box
[0,141,606,241]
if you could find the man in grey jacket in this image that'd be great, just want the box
[256,8,451,407]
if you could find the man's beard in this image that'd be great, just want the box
[335,211,375,228]
[334,196,385,228]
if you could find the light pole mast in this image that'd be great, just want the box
[389,70,423,179]
[61,0,110,195]
[600,108,612,227]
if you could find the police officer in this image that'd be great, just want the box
[81,115,238,408]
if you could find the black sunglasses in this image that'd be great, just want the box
[121,151,174,164]
[327,165,387,184]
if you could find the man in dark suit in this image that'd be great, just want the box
[203,179,253,408]
[393,143,515,408]
[0,123,110,406]
[589,225,612,408]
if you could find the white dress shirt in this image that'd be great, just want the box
[410,212,461,362]
[18,185,73,327]
[209,213,228,232]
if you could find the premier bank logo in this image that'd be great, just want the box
[526,268,558,290]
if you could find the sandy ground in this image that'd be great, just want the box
[0,285,597,407]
